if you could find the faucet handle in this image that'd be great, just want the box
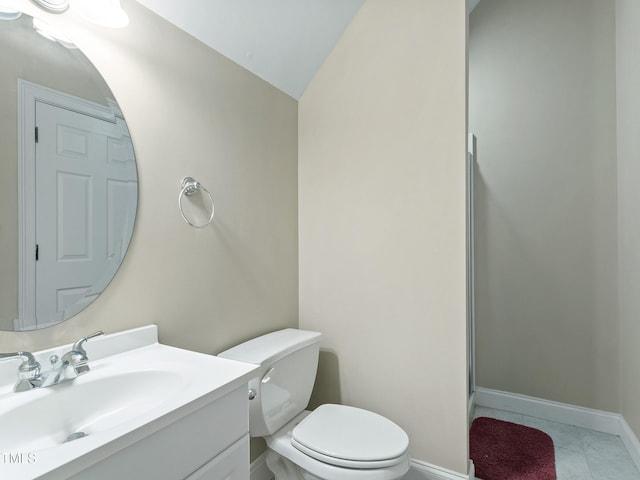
[18,354,41,380]
[71,331,105,357]
[0,351,41,380]
[62,331,105,377]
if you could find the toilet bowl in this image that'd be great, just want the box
[218,329,410,480]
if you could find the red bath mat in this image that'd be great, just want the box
[470,417,556,480]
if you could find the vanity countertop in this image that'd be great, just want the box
[0,325,258,479]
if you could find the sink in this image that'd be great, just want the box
[1,369,184,453]
[0,325,258,479]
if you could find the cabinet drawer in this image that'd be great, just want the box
[186,435,249,480]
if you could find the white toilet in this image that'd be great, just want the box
[218,328,410,480]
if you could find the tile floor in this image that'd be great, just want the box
[472,406,640,480]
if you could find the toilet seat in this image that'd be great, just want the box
[291,404,409,469]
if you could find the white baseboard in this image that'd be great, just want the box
[250,452,273,480]
[404,459,474,480]
[474,387,640,472]
[474,387,620,434]
[251,453,475,480]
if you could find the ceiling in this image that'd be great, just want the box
[135,0,480,100]
[135,0,365,99]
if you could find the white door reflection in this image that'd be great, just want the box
[17,82,137,330]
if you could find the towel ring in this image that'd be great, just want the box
[178,177,215,228]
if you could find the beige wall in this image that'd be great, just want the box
[0,14,109,329]
[299,0,468,473]
[469,0,619,411]
[0,0,470,471]
[0,2,298,460]
[616,0,640,440]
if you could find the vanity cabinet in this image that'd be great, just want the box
[67,386,249,480]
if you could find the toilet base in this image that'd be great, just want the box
[266,450,321,480]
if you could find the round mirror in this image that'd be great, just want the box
[0,10,138,331]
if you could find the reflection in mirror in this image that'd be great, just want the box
[0,11,138,331]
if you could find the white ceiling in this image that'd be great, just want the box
[135,0,365,99]
[135,0,481,99]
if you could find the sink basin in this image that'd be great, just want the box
[0,325,258,479]
[0,369,184,453]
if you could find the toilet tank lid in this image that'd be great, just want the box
[218,328,322,366]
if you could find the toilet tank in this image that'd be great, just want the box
[218,328,322,437]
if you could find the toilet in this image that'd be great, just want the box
[218,328,410,480]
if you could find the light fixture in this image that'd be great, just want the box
[69,0,129,28]
[30,0,129,28]
[0,6,22,20]
[31,0,69,14]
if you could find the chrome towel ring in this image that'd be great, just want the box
[178,177,215,228]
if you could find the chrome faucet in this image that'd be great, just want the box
[0,331,105,392]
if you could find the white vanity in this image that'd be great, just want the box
[0,326,258,480]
